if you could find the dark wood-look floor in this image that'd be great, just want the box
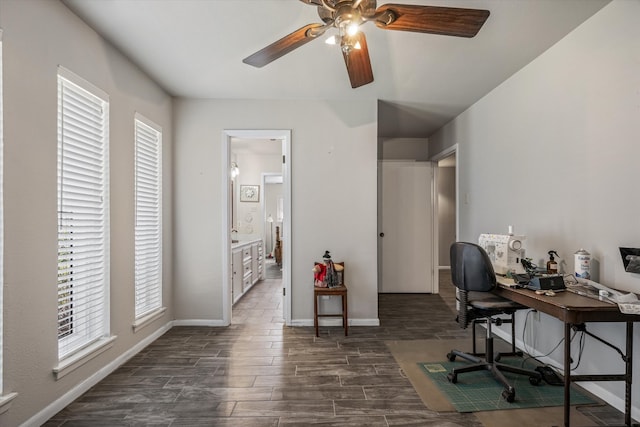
[44,269,630,426]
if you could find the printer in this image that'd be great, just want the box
[478,233,526,276]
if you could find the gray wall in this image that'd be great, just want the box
[0,1,173,425]
[429,0,639,417]
[378,137,429,161]
[173,99,379,324]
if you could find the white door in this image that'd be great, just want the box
[379,161,435,293]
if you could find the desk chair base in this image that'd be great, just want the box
[447,318,542,402]
[471,317,522,359]
[447,339,542,402]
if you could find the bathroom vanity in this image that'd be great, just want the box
[231,238,264,304]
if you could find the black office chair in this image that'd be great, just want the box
[446,242,541,402]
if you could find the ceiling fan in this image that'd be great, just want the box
[243,0,490,89]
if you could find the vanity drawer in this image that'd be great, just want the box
[243,276,253,292]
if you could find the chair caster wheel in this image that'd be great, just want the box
[529,376,542,386]
[447,372,457,383]
[502,388,515,402]
[446,352,456,362]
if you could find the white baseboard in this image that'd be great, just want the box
[350,318,380,326]
[172,319,228,327]
[21,322,173,427]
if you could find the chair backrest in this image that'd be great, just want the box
[335,262,344,286]
[450,242,497,329]
[450,242,497,292]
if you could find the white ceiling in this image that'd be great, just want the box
[62,0,610,137]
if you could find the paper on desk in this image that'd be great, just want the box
[573,278,640,314]
[616,293,640,314]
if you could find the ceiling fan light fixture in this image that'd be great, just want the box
[340,38,359,54]
[325,35,338,45]
[334,4,363,36]
[346,22,360,36]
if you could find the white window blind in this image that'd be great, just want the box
[134,115,162,318]
[57,69,110,359]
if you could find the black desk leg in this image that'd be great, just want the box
[564,322,572,427]
[625,322,633,427]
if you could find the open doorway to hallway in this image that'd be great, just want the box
[434,147,458,272]
[223,130,291,326]
[263,173,283,281]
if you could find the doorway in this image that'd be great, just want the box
[222,130,292,326]
[262,173,283,259]
[262,173,283,280]
[432,145,458,274]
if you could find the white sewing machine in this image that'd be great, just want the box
[478,233,526,275]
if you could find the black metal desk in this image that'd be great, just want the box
[494,280,640,427]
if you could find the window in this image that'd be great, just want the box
[0,28,4,394]
[0,28,15,412]
[134,115,162,320]
[57,68,110,360]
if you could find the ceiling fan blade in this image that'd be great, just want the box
[243,23,325,68]
[342,33,374,89]
[374,4,490,38]
[298,0,323,5]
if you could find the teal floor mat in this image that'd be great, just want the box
[418,359,597,413]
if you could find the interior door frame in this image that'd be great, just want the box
[430,144,459,289]
[222,129,292,326]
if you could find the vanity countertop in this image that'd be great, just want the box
[231,237,262,250]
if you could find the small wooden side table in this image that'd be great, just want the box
[314,285,348,337]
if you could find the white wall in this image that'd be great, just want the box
[429,0,640,417]
[0,1,173,425]
[173,99,379,324]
